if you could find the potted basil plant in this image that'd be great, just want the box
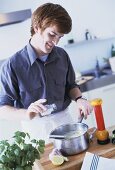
[0,131,45,170]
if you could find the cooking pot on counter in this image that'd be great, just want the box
[49,123,95,156]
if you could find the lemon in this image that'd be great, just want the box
[51,155,64,166]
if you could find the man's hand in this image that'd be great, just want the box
[26,99,47,119]
[76,98,93,119]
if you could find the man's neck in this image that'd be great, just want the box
[30,37,47,57]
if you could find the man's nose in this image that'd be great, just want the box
[52,36,60,45]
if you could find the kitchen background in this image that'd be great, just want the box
[1,0,115,71]
[0,0,115,140]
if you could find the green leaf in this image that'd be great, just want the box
[0,167,11,170]
[38,140,45,147]
[0,131,45,169]
[26,133,30,139]
[21,156,28,167]
[24,166,32,170]
[0,140,9,146]
[14,131,26,139]
[38,146,44,153]
[15,167,24,170]
[14,148,21,156]
[15,136,24,144]
[31,139,37,144]
[0,145,5,153]
[1,155,9,163]
[23,144,30,151]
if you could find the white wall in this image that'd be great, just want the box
[64,38,115,72]
[1,0,115,40]
[0,0,115,68]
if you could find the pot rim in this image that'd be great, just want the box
[49,122,89,140]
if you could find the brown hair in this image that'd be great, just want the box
[30,3,72,36]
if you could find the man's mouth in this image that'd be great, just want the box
[46,42,54,49]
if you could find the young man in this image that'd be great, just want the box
[0,3,92,123]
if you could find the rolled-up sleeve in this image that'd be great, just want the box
[0,60,19,106]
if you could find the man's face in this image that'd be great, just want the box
[34,25,64,55]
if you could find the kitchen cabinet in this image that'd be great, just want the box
[87,83,115,128]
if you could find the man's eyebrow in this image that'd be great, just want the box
[52,31,64,37]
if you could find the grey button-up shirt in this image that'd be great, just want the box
[0,43,79,112]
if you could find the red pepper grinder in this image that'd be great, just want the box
[91,98,110,144]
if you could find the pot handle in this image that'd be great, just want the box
[88,127,96,141]
[77,113,84,123]
[49,134,65,139]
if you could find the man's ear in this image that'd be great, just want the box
[33,25,40,33]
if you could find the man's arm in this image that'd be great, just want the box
[69,87,82,100]
[0,105,27,121]
[0,99,48,121]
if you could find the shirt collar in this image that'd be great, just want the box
[39,55,48,62]
[27,42,59,65]
[27,42,38,65]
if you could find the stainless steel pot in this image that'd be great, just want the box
[49,123,92,156]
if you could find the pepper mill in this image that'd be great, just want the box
[91,98,110,144]
[112,130,115,144]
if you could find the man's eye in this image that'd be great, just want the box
[49,33,55,37]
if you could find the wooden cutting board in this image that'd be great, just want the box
[76,76,94,85]
[33,126,115,170]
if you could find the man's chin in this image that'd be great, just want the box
[45,48,53,53]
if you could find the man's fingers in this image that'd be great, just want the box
[29,112,38,119]
[27,99,48,119]
[34,99,47,104]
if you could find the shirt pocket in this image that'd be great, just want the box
[55,79,65,86]
[19,82,42,108]
[53,78,66,100]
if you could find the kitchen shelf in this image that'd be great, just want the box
[0,9,32,26]
[64,37,115,48]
